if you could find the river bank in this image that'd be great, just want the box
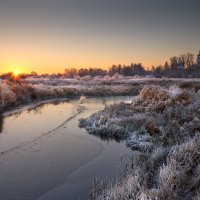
[1,78,200,114]
[0,96,134,200]
[79,85,200,200]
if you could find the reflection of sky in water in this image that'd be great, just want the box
[0,100,79,153]
[0,96,135,200]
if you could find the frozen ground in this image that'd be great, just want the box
[0,77,200,199]
[1,77,200,113]
[79,85,200,200]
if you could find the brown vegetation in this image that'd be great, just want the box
[79,85,200,200]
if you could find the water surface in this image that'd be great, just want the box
[0,96,135,200]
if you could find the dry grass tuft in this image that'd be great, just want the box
[133,85,192,112]
[79,85,200,200]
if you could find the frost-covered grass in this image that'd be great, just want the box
[1,77,200,198]
[1,77,200,114]
[26,76,200,85]
[0,80,79,112]
[91,136,200,200]
[79,85,195,151]
[79,85,200,200]
[0,79,140,113]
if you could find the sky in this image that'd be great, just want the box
[0,0,200,74]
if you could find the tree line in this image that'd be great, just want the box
[1,52,200,79]
[63,52,200,78]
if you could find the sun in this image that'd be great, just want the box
[12,68,23,76]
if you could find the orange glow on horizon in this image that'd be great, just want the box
[9,67,25,76]
[0,56,165,75]
[0,62,156,75]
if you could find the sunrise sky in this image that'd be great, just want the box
[0,0,200,74]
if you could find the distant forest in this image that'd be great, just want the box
[1,52,200,79]
[63,52,200,78]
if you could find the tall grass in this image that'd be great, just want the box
[0,79,140,113]
[79,85,200,200]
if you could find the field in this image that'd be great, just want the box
[1,76,200,113]
[79,83,200,200]
[0,77,200,199]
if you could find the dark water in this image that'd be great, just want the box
[0,96,135,200]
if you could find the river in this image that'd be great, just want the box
[0,96,135,200]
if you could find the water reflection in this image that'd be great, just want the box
[0,96,134,200]
[87,132,124,143]
[26,99,74,115]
